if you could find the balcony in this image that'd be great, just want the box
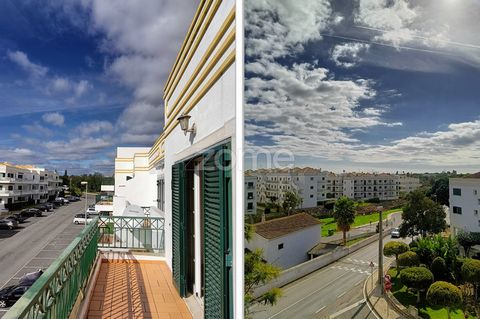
[2,215,188,319]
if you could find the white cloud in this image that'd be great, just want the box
[331,42,370,68]
[73,120,114,137]
[246,0,332,59]
[116,101,163,144]
[50,77,71,92]
[74,80,91,98]
[42,112,65,126]
[7,50,48,78]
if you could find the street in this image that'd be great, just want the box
[251,215,406,319]
[0,199,93,315]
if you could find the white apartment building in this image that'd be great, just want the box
[0,163,61,210]
[449,174,480,235]
[113,1,238,317]
[248,168,420,208]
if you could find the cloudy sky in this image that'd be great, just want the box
[0,0,196,175]
[245,0,480,173]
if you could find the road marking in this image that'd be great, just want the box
[355,279,364,286]
[267,272,350,319]
[315,305,326,314]
[329,299,365,318]
[337,291,346,299]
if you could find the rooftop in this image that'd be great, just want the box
[253,213,321,239]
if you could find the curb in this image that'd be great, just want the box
[364,270,382,319]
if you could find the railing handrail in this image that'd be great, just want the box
[3,217,100,319]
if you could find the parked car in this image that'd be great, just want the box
[53,200,64,207]
[67,196,80,202]
[36,204,51,212]
[391,227,401,238]
[10,213,27,223]
[0,219,17,230]
[20,208,43,217]
[0,285,29,308]
[55,197,69,204]
[86,207,98,215]
[45,203,54,210]
[5,215,25,224]
[0,270,43,308]
[73,214,94,225]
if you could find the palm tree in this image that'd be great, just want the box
[333,196,356,246]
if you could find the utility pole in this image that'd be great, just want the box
[378,209,384,295]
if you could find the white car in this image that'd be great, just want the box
[86,208,98,215]
[391,228,401,238]
[73,214,93,224]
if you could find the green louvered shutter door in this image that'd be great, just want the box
[203,143,232,319]
[172,162,186,297]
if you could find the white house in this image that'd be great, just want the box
[449,174,480,235]
[246,213,321,269]
[112,1,238,317]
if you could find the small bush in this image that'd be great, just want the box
[427,281,462,309]
[400,267,434,291]
[461,258,480,285]
[431,257,448,280]
[398,251,420,268]
[366,197,381,203]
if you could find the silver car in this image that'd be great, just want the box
[391,227,400,238]
[0,219,17,230]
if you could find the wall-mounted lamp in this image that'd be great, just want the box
[177,114,196,134]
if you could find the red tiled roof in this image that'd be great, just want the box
[253,213,321,239]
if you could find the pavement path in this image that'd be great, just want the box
[0,199,93,315]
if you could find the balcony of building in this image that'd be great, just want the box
[2,215,194,319]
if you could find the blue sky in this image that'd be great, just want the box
[245,0,480,173]
[0,0,196,175]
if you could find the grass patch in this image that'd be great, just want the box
[319,208,402,237]
[387,268,475,319]
[345,236,368,246]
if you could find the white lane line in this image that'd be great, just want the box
[355,279,364,286]
[267,271,350,319]
[315,305,326,314]
[337,291,347,299]
[329,299,366,318]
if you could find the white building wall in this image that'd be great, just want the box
[245,225,321,269]
[449,178,480,234]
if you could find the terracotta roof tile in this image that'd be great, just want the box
[253,213,321,239]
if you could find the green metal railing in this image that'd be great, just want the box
[98,216,165,252]
[4,216,165,318]
[4,217,100,319]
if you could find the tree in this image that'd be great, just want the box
[398,251,420,268]
[383,241,409,273]
[431,256,448,281]
[61,169,69,186]
[426,177,449,206]
[457,231,480,257]
[282,191,302,216]
[399,190,446,238]
[427,281,462,319]
[400,267,434,303]
[461,258,480,300]
[414,235,458,271]
[244,225,282,318]
[333,196,356,246]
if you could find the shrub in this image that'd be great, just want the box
[427,281,462,319]
[461,258,480,299]
[366,197,381,203]
[398,251,420,268]
[400,267,434,302]
[384,241,409,272]
[431,257,448,280]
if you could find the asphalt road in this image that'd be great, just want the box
[0,199,93,314]
[251,215,406,319]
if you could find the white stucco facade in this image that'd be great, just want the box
[449,177,480,234]
[246,224,321,270]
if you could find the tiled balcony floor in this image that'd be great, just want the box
[88,259,192,319]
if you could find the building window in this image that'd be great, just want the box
[475,190,478,195]
[18,186,22,190]
[247,202,253,210]
[453,206,462,214]
[310,186,314,190]
[156,179,165,211]
[278,243,284,250]
[310,177,314,181]
[453,188,462,196]
[247,192,254,199]
[247,182,254,189]
[310,194,314,198]
[475,210,478,216]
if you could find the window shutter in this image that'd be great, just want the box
[203,143,232,319]
[172,162,186,297]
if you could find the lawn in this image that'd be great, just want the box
[387,268,475,319]
[320,208,402,237]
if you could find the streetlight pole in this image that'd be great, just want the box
[378,209,384,295]
[81,181,88,228]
